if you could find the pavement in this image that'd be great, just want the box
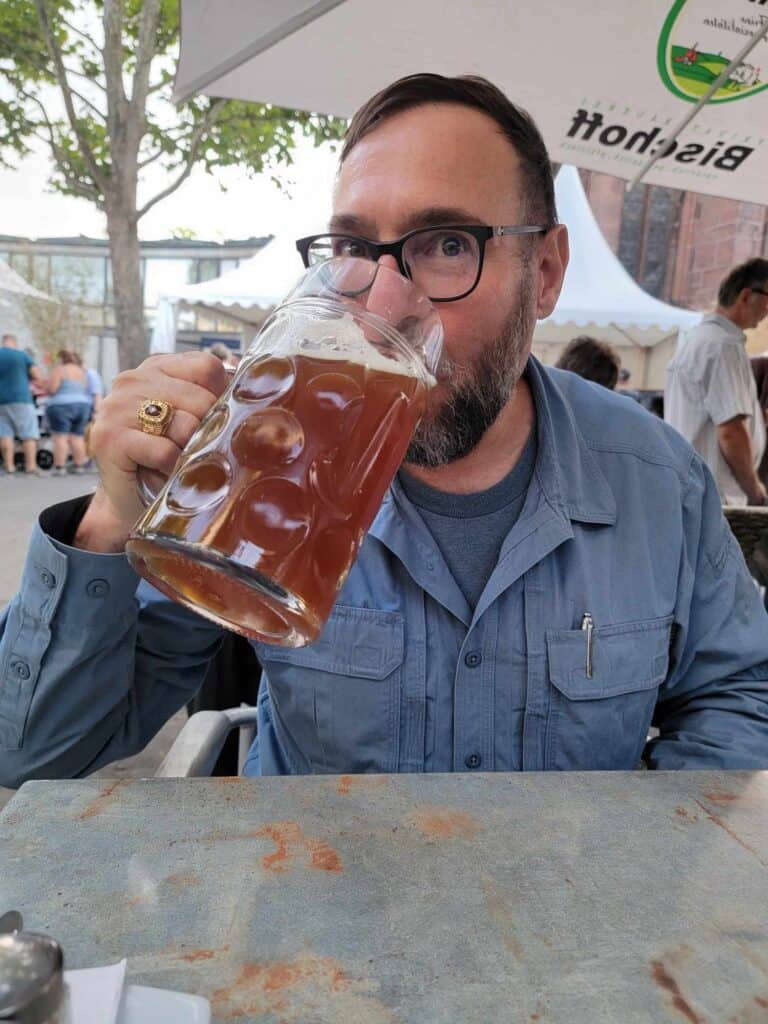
[0,470,185,809]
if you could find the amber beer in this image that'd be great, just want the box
[126,345,430,646]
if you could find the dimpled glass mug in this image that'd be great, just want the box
[125,258,443,647]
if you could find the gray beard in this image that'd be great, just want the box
[405,284,534,468]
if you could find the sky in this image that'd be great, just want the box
[0,134,340,243]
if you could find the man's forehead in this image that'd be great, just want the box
[332,104,525,232]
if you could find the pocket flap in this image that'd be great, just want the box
[546,615,672,700]
[261,605,404,680]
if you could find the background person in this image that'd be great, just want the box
[73,352,103,419]
[555,335,621,389]
[751,354,768,489]
[45,349,91,476]
[665,258,768,506]
[0,333,42,475]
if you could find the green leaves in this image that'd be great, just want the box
[0,0,347,213]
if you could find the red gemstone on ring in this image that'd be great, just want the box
[145,403,162,416]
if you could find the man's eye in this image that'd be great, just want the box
[333,238,368,258]
[439,234,468,257]
[411,232,472,259]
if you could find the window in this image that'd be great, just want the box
[9,252,31,280]
[50,255,106,305]
[195,258,219,283]
[31,254,50,292]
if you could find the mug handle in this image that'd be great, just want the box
[136,363,237,507]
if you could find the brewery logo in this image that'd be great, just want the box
[658,0,768,103]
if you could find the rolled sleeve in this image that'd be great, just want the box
[645,456,768,768]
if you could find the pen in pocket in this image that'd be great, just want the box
[581,612,594,678]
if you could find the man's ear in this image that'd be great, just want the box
[536,225,569,319]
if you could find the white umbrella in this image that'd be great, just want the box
[175,0,768,204]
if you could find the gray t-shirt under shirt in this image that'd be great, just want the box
[397,430,537,608]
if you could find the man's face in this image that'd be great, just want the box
[332,103,567,466]
[745,286,768,330]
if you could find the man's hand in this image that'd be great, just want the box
[74,352,229,553]
[716,415,767,506]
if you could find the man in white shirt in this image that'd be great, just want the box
[665,258,768,506]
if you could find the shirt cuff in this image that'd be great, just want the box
[20,497,141,628]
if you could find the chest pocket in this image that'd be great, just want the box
[545,615,672,770]
[260,605,404,774]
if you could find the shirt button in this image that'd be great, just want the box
[464,651,483,668]
[39,569,56,589]
[12,661,31,680]
[86,578,110,598]
[465,753,482,769]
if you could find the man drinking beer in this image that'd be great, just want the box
[2,74,768,786]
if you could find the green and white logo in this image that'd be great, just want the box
[658,0,768,103]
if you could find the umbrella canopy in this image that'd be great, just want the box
[175,0,768,204]
[0,258,55,302]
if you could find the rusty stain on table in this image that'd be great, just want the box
[2,771,768,1023]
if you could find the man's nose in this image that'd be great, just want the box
[365,258,420,328]
[377,254,400,274]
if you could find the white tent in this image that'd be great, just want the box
[532,167,700,388]
[150,235,305,353]
[0,258,55,303]
[0,256,57,350]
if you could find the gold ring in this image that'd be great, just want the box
[138,398,175,437]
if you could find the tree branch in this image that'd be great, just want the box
[136,146,168,171]
[137,99,227,219]
[66,86,106,121]
[49,170,101,203]
[34,0,108,194]
[63,67,107,92]
[131,0,162,113]
[102,0,126,136]
[59,15,100,52]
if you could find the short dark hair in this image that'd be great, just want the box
[341,73,557,227]
[556,336,621,390]
[718,257,768,307]
[57,349,78,365]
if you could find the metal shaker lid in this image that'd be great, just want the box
[0,932,64,1023]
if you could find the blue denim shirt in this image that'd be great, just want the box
[2,358,768,787]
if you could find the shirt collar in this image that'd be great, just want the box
[371,354,616,549]
[701,312,746,343]
[526,357,616,525]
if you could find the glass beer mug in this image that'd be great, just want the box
[125,258,443,647]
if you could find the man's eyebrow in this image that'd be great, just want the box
[328,206,484,238]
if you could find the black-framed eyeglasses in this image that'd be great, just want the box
[752,287,768,298]
[295,224,548,302]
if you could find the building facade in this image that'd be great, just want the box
[0,234,269,385]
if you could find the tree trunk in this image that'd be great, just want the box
[107,204,147,370]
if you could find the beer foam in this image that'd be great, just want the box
[280,311,422,378]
